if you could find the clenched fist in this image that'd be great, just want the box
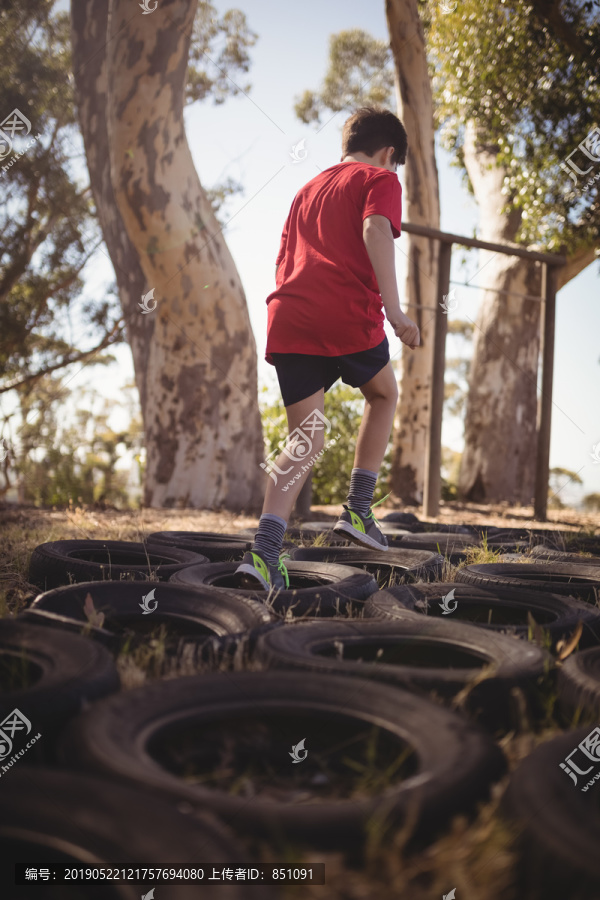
[391,312,420,350]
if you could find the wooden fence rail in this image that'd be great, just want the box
[401,221,566,522]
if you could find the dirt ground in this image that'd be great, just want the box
[1,497,598,549]
[0,498,598,899]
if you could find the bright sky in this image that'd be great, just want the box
[55,0,600,504]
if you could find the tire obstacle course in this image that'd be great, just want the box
[1,518,599,895]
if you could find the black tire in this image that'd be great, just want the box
[291,520,341,532]
[478,528,556,544]
[509,532,600,555]
[58,670,505,849]
[410,522,479,534]
[566,535,600,555]
[288,546,443,585]
[465,524,513,536]
[539,533,600,555]
[394,531,482,549]
[21,580,273,652]
[501,726,600,899]
[0,768,273,900]
[396,531,528,553]
[236,525,349,546]
[285,530,350,545]
[28,540,208,591]
[385,532,484,565]
[456,561,600,603]
[493,552,530,561]
[0,620,119,758]
[557,647,600,720]
[17,609,119,652]
[379,525,413,536]
[384,522,479,535]
[381,510,420,525]
[170,561,378,616]
[386,540,470,566]
[530,544,600,566]
[146,531,252,561]
[365,582,600,648]
[252,617,549,729]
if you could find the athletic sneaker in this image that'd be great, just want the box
[333,495,390,550]
[235,550,290,591]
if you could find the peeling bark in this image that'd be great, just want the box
[459,121,543,504]
[71,0,153,414]
[76,0,264,509]
[458,251,543,503]
[383,11,597,508]
[386,0,441,505]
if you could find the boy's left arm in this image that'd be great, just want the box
[363,214,420,350]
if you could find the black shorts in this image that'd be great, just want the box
[271,337,390,407]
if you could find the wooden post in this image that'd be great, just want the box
[396,221,566,520]
[294,470,313,520]
[534,263,558,521]
[423,240,452,517]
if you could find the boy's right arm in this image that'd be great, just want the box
[363,214,420,350]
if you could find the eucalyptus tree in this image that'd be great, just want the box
[298,2,599,505]
[426,0,600,503]
[71,0,265,509]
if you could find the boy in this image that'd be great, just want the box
[236,107,420,591]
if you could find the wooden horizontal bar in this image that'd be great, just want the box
[400,221,567,267]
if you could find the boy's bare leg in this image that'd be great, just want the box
[331,361,397,548]
[354,361,398,472]
[236,388,325,585]
[261,388,326,521]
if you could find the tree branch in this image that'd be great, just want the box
[530,0,589,58]
[0,121,62,299]
[558,244,599,289]
[29,236,105,331]
[0,318,125,394]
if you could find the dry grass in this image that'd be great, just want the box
[0,503,259,615]
[0,500,598,898]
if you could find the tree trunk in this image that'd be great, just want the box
[385,0,441,506]
[458,120,543,504]
[71,0,153,416]
[104,0,264,510]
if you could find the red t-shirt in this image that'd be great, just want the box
[265,161,402,364]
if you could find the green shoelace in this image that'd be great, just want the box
[366,492,391,520]
[277,552,291,589]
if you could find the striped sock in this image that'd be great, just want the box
[252,513,287,565]
[346,467,377,517]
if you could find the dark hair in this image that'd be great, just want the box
[341,107,408,167]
